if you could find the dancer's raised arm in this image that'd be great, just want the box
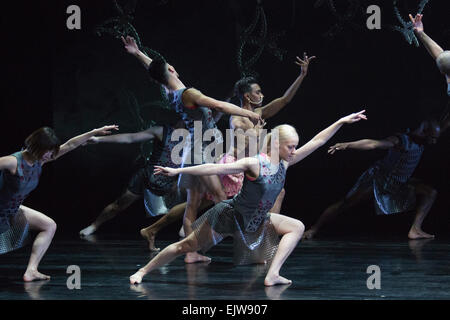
[122,36,153,69]
[409,14,444,60]
[289,110,367,165]
[86,126,162,145]
[47,125,119,163]
[182,88,262,124]
[409,14,449,83]
[257,53,316,119]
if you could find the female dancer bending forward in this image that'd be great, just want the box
[0,125,118,281]
[129,111,366,286]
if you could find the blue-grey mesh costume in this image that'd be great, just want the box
[0,152,41,254]
[346,133,424,215]
[191,153,284,265]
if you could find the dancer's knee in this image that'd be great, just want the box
[287,219,304,240]
[46,219,57,235]
[174,238,198,254]
[294,220,305,238]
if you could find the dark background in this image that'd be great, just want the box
[2,0,449,240]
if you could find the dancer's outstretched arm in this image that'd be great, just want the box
[122,36,153,69]
[86,126,162,145]
[288,110,367,166]
[409,14,444,60]
[154,157,259,178]
[257,53,316,119]
[46,125,119,163]
[182,88,262,124]
[327,136,399,154]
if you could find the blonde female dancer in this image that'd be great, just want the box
[129,111,366,286]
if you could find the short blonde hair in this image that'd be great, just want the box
[262,124,299,154]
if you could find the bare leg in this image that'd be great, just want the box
[303,187,372,240]
[183,188,211,263]
[20,206,57,282]
[264,213,304,286]
[269,188,285,214]
[130,223,212,284]
[408,183,437,239]
[80,189,140,236]
[198,175,227,203]
[140,198,213,251]
[141,202,187,251]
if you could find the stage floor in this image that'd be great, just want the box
[1,235,449,300]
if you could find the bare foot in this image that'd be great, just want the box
[264,274,292,286]
[302,228,317,240]
[80,225,97,237]
[408,227,435,240]
[23,269,51,282]
[264,283,291,299]
[184,252,211,264]
[140,228,160,252]
[130,269,146,285]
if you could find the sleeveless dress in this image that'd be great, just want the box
[191,153,284,265]
[0,152,42,254]
[126,125,183,216]
[346,133,424,215]
[166,88,223,191]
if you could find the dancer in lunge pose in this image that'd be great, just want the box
[409,13,450,94]
[0,125,118,281]
[229,52,316,213]
[122,35,262,263]
[129,110,367,286]
[304,118,445,240]
[79,120,189,251]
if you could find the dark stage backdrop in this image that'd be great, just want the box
[2,0,449,239]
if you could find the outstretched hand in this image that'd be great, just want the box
[121,35,140,55]
[409,13,424,33]
[295,52,316,76]
[328,142,349,155]
[92,125,119,136]
[249,112,264,125]
[154,166,178,176]
[254,119,267,129]
[340,110,367,124]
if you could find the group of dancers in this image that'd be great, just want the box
[1,14,449,286]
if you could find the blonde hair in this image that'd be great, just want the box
[436,50,450,75]
[262,124,299,154]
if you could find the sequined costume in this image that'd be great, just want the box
[205,153,244,201]
[346,133,424,215]
[127,125,183,216]
[191,153,284,265]
[166,88,223,191]
[0,152,41,254]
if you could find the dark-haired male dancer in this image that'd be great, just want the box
[122,36,262,262]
